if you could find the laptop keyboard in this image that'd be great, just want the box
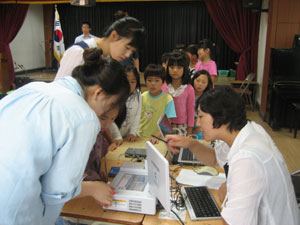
[181,148,196,161]
[183,186,221,220]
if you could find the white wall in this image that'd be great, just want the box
[10,4,45,72]
[256,0,269,105]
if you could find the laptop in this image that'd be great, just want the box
[157,113,202,165]
[148,142,221,221]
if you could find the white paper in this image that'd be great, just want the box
[158,205,187,222]
[176,169,226,189]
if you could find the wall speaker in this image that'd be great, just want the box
[242,0,262,9]
[293,34,300,48]
[70,0,96,7]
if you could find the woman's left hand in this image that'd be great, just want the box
[90,181,115,207]
[79,181,114,207]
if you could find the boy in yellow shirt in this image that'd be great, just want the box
[138,64,176,144]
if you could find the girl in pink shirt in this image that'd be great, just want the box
[162,51,195,136]
[194,39,218,84]
[191,70,213,139]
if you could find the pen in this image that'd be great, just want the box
[151,135,168,144]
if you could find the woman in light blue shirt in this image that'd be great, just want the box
[0,48,129,225]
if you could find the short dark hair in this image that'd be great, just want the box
[115,105,127,128]
[103,17,146,51]
[198,39,215,50]
[114,10,128,20]
[175,43,186,51]
[198,39,216,60]
[186,44,198,57]
[161,52,171,64]
[199,86,247,132]
[123,64,141,90]
[144,64,165,82]
[193,70,213,112]
[72,48,130,112]
[81,21,91,27]
[165,51,191,85]
[192,70,213,93]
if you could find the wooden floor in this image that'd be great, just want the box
[17,70,56,82]
[247,110,300,173]
[22,71,300,174]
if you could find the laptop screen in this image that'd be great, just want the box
[157,113,174,138]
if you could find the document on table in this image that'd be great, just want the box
[158,205,187,221]
[176,169,226,189]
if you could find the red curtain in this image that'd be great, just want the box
[205,0,260,80]
[0,4,29,83]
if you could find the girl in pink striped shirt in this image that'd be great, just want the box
[162,51,195,136]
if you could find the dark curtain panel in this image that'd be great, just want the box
[0,4,29,83]
[57,1,238,71]
[205,0,260,80]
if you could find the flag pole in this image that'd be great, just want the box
[53,4,65,65]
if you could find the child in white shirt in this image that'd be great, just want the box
[109,65,142,142]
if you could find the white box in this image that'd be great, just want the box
[106,161,156,215]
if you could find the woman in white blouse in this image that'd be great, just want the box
[165,86,300,225]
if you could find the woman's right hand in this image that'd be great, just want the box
[165,134,193,154]
[90,181,114,207]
